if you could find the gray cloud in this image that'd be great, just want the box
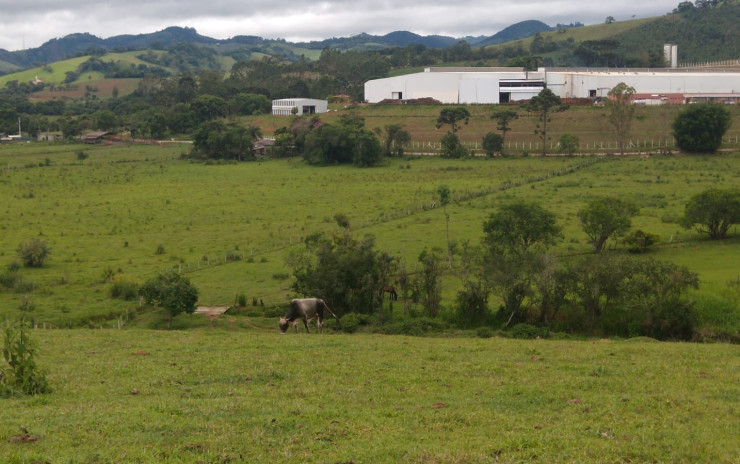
[0,0,678,51]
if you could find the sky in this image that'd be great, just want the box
[0,0,682,52]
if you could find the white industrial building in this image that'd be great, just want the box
[272,98,328,116]
[364,66,740,105]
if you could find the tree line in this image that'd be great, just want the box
[283,188,740,340]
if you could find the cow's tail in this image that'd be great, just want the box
[323,301,342,329]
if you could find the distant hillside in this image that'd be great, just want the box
[475,20,554,47]
[0,23,542,72]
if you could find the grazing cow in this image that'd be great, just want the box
[380,285,398,301]
[279,298,341,334]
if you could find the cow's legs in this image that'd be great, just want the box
[302,318,310,333]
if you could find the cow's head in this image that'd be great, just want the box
[278,317,290,334]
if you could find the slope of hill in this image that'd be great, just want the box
[476,20,554,47]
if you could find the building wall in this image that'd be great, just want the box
[272,98,328,116]
[365,68,740,104]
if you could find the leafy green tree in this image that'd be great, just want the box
[17,239,51,268]
[490,108,518,150]
[191,94,227,122]
[436,107,471,158]
[558,133,579,154]
[482,201,561,252]
[302,115,383,166]
[289,222,396,314]
[440,132,468,158]
[680,188,740,239]
[578,197,639,253]
[94,110,117,131]
[481,201,560,327]
[378,124,411,157]
[524,88,568,155]
[139,273,199,329]
[672,103,731,153]
[482,132,503,156]
[607,82,636,155]
[436,107,470,134]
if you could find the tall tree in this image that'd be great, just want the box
[435,107,470,134]
[607,82,636,156]
[524,88,568,155]
[490,108,518,151]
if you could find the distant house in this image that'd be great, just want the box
[272,98,328,116]
[37,133,60,142]
[253,138,275,156]
[81,131,110,144]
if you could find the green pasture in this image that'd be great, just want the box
[1,142,740,335]
[1,329,738,463]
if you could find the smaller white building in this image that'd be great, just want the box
[272,98,328,116]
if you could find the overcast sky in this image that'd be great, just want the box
[0,0,681,52]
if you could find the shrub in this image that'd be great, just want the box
[623,229,660,253]
[672,103,731,153]
[340,313,368,333]
[508,323,549,339]
[476,327,494,338]
[17,238,51,268]
[237,293,247,307]
[109,275,140,300]
[1,320,51,397]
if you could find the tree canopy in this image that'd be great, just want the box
[139,273,199,329]
[681,188,740,239]
[672,103,731,153]
[578,197,639,253]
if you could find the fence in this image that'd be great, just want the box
[407,133,740,154]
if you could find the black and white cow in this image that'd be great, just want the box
[279,298,341,334]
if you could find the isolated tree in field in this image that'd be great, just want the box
[606,82,636,155]
[481,132,503,156]
[435,107,470,134]
[525,88,568,155]
[139,273,199,329]
[680,188,740,239]
[578,197,639,253]
[482,201,561,252]
[436,107,471,158]
[17,239,51,268]
[378,124,411,157]
[672,103,731,153]
[490,108,518,149]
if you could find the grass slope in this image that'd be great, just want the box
[1,139,739,336]
[1,329,738,463]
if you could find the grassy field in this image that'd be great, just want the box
[249,104,740,154]
[1,329,738,463]
[1,140,739,338]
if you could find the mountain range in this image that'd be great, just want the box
[0,20,555,69]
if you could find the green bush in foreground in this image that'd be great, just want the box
[0,320,50,397]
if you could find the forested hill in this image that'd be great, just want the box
[611,0,740,63]
[0,22,545,70]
